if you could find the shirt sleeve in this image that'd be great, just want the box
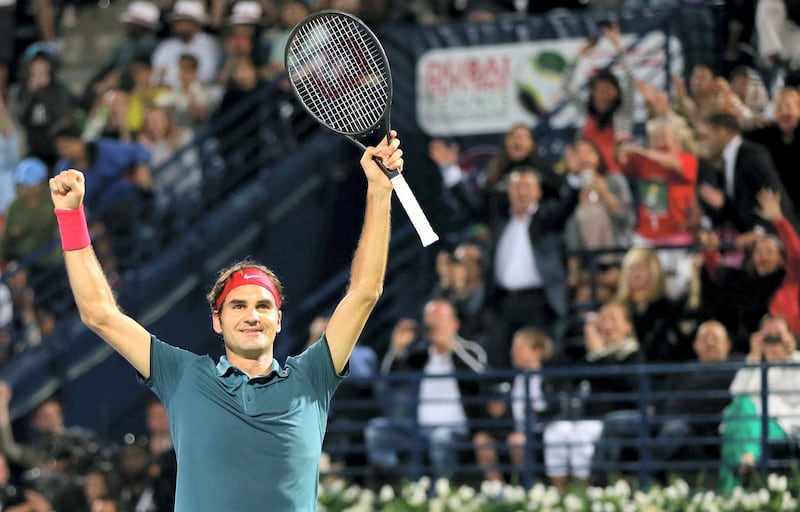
[286,335,349,404]
[138,335,201,407]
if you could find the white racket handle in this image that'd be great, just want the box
[390,173,439,247]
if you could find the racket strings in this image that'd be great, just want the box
[287,14,390,135]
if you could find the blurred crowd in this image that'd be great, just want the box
[0,0,799,504]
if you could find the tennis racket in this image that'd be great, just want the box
[285,10,439,247]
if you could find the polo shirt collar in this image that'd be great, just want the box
[215,356,286,380]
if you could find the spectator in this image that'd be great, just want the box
[563,138,634,306]
[0,158,60,268]
[651,320,739,480]
[562,23,634,173]
[14,45,74,167]
[485,168,582,368]
[0,95,19,221]
[716,66,770,130]
[755,0,800,69]
[673,64,720,126]
[365,299,487,482]
[543,302,643,491]
[151,0,222,89]
[262,0,311,80]
[721,314,800,490]
[697,112,797,234]
[430,125,562,226]
[0,383,105,490]
[618,115,700,298]
[613,247,690,363]
[124,56,169,137]
[138,104,200,205]
[5,0,57,89]
[745,87,800,214]
[703,189,800,340]
[432,241,493,344]
[212,55,271,187]
[52,122,152,224]
[156,53,219,130]
[143,398,175,512]
[472,328,555,483]
[84,0,161,110]
[217,1,270,84]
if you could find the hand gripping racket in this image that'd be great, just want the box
[285,10,439,247]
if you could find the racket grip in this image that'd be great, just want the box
[390,173,439,247]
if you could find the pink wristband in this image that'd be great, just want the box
[54,206,91,251]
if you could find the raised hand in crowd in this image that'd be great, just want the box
[389,319,418,356]
[755,189,784,222]
[428,139,459,167]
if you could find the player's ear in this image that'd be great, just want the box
[276,310,282,333]
[212,310,222,334]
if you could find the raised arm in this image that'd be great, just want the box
[50,170,152,377]
[325,133,401,374]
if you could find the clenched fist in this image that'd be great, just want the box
[50,169,86,210]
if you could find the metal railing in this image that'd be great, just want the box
[323,360,800,490]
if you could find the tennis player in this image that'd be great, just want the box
[49,132,403,511]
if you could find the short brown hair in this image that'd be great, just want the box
[514,327,554,360]
[206,259,283,312]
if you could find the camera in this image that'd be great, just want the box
[763,334,783,345]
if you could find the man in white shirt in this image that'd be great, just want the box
[487,167,582,368]
[151,0,222,89]
[366,299,486,481]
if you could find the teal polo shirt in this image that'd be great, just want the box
[140,334,347,511]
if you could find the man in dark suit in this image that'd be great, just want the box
[485,167,582,368]
[698,112,797,234]
[745,88,800,218]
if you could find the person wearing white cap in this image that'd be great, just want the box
[218,0,270,84]
[151,0,222,89]
[86,0,161,104]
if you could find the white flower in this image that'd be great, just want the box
[564,494,583,511]
[674,479,690,497]
[528,483,546,503]
[591,502,604,512]
[503,484,526,503]
[542,487,561,508]
[356,488,374,505]
[408,487,427,506]
[428,497,445,512]
[613,478,632,498]
[758,488,771,504]
[435,477,450,497]
[418,475,432,491]
[330,478,346,494]
[781,492,798,510]
[587,486,605,501]
[447,495,462,510]
[342,485,360,503]
[379,485,395,502]
[458,485,476,501]
[480,479,503,498]
[767,473,788,493]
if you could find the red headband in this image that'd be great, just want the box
[215,268,281,311]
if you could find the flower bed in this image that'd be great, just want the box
[318,474,799,511]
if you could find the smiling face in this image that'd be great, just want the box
[505,125,535,162]
[212,284,282,362]
[752,236,784,276]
